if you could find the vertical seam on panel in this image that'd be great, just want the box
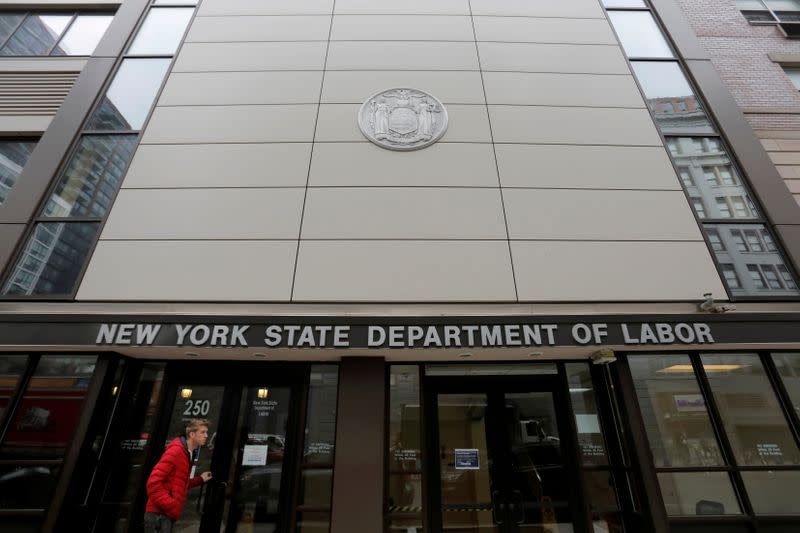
[290,1,336,301]
[467,1,520,301]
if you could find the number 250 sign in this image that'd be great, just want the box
[183,399,210,417]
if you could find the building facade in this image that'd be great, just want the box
[0,0,799,532]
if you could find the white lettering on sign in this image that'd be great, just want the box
[95,322,717,348]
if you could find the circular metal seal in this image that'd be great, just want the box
[358,88,448,151]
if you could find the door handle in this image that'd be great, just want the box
[511,490,525,525]
[491,490,505,525]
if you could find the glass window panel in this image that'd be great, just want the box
[51,15,113,56]
[665,136,759,219]
[387,473,423,515]
[386,513,423,533]
[299,468,333,507]
[585,470,619,512]
[2,222,100,296]
[741,471,800,514]
[0,14,72,56]
[95,363,164,524]
[628,355,724,467]
[784,67,800,90]
[0,14,26,44]
[0,355,97,458]
[608,11,673,58]
[566,363,609,465]
[772,353,800,419]
[86,58,171,130]
[0,140,36,205]
[705,224,800,296]
[702,353,800,465]
[296,511,330,533]
[388,366,422,472]
[766,0,800,10]
[657,472,742,515]
[0,355,28,421]
[0,463,60,509]
[128,7,193,55]
[631,62,713,133]
[302,365,338,464]
[43,134,137,218]
[602,0,647,6]
[154,0,198,3]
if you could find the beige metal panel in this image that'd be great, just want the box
[293,241,516,301]
[326,42,479,71]
[512,241,726,301]
[101,189,304,240]
[0,58,87,72]
[198,0,333,16]
[495,145,681,190]
[142,105,318,144]
[473,16,617,44]
[315,103,491,142]
[159,71,323,105]
[334,0,470,14]
[330,15,473,41]
[321,71,485,104]
[471,0,605,18]
[0,115,52,133]
[504,189,703,240]
[301,188,507,239]
[124,144,312,189]
[478,43,629,74]
[186,15,332,42]
[309,142,498,187]
[77,240,297,301]
[483,72,643,108]
[489,106,662,146]
[173,42,328,72]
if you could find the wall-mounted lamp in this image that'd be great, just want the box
[257,388,269,399]
[180,388,193,399]
[111,386,119,396]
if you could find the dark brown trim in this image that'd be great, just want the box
[330,357,386,533]
[92,0,150,59]
[614,358,670,533]
[648,0,711,61]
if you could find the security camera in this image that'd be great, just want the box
[699,293,736,313]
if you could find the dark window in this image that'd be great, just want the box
[0,140,37,205]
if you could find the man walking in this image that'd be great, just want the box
[144,418,213,532]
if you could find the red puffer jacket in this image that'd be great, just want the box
[145,437,204,520]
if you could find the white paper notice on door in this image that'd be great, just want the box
[242,444,268,466]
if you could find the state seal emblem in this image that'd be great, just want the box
[358,88,448,151]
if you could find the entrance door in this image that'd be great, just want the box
[427,377,588,533]
[153,368,304,532]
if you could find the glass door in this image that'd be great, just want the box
[153,375,302,532]
[427,378,587,533]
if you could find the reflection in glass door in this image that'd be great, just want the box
[432,386,581,533]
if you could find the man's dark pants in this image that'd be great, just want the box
[143,512,174,533]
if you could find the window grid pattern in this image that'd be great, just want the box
[626,352,800,525]
[736,0,800,36]
[0,1,197,298]
[604,0,800,299]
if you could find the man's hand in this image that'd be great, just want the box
[200,471,212,482]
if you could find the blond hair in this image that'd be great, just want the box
[185,418,210,438]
